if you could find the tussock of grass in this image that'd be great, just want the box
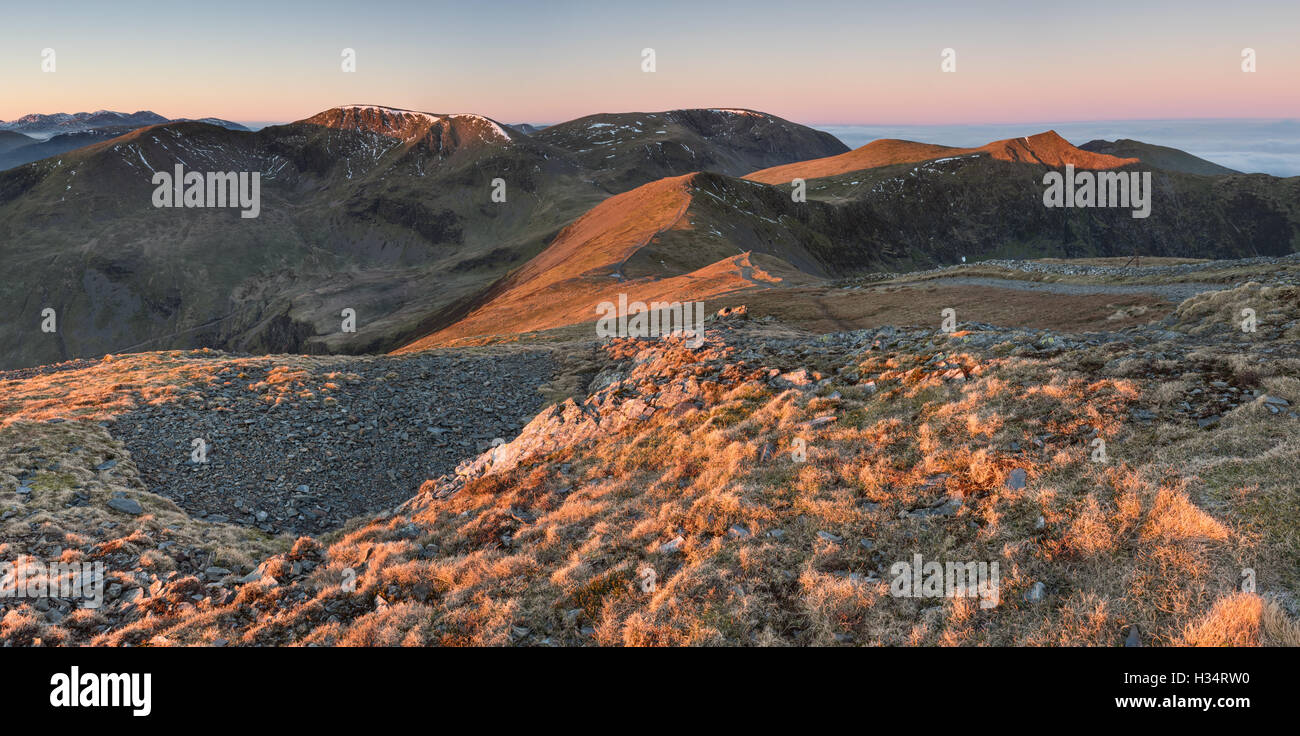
[1179,593,1300,646]
[1172,282,1300,337]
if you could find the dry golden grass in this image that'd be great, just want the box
[30,322,1285,647]
[5,275,1297,647]
[1172,282,1300,338]
[0,350,352,427]
[729,283,1170,334]
[1179,594,1300,646]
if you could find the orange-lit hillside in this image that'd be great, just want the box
[397,174,784,349]
[745,130,1139,184]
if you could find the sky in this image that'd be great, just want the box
[1,0,1297,128]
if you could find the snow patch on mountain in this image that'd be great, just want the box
[447,114,513,143]
[709,108,767,117]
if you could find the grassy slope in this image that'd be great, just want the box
[398,174,802,349]
[2,282,1297,646]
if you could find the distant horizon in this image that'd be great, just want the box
[54,108,1300,177]
[236,113,1300,130]
[5,105,1298,176]
[4,108,1299,130]
[217,113,1297,178]
[249,113,1300,177]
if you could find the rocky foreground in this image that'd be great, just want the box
[1,276,1298,646]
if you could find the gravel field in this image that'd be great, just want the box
[109,350,558,536]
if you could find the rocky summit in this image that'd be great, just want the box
[2,256,1297,647]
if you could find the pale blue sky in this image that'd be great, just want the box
[2,0,1297,126]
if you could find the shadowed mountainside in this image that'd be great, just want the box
[0,131,35,154]
[3,113,1297,369]
[0,105,845,369]
[533,108,848,192]
[1079,138,1241,175]
[410,132,1299,346]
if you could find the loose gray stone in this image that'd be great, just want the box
[772,369,815,388]
[106,497,144,515]
[807,414,837,428]
[1124,625,1142,647]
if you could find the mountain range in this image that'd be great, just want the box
[0,110,249,139]
[0,104,1296,370]
[0,110,250,171]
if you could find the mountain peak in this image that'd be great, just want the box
[308,105,439,130]
[302,105,513,143]
[0,110,201,141]
[745,138,961,184]
[747,129,1138,184]
[978,130,1137,168]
